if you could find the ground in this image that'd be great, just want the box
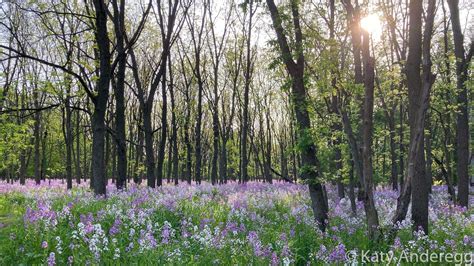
[0,180,472,265]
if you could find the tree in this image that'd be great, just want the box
[240,0,257,184]
[392,0,436,234]
[185,0,207,185]
[266,0,328,232]
[128,0,184,188]
[360,23,380,241]
[341,0,380,241]
[89,0,112,195]
[206,0,232,185]
[447,0,473,209]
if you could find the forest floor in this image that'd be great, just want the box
[0,180,472,265]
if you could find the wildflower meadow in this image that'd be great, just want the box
[0,180,472,265]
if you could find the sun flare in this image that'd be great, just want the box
[360,14,382,38]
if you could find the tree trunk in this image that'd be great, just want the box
[389,117,398,190]
[65,93,73,190]
[393,0,435,234]
[184,85,192,184]
[433,155,456,200]
[169,57,179,186]
[361,29,380,240]
[112,0,128,190]
[143,107,156,188]
[134,114,144,184]
[332,97,345,199]
[280,136,289,182]
[195,74,203,184]
[220,137,228,184]
[425,112,433,193]
[241,0,254,184]
[33,91,41,185]
[75,110,82,184]
[156,68,167,187]
[348,156,357,216]
[399,102,404,189]
[266,0,328,231]
[335,137,345,199]
[105,113,112,182]
[447,0,471,208]
[211,104,219,185]
[265,109,273,184]
[91,0,111,195]
[19,150,29,185]
[84,112,91,185]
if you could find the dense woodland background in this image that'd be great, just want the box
[0,0,472,236]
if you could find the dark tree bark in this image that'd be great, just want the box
[211,94,219,185]
[184,82,193,185]
[33,88,41,185]
[440,2,455,195]
[447,0,472,208]
[425,111,433,193]
[265,108,273,184]
[266,0,328,232]
[258,108,270,182]
[279,133,289,182]
[105,104,113,182]
[290,115,298,182]
[142,101,155,188]
[64,77,73,190]
[341,0,365,201]
[128,0,179,188]
[360,28,380,240]
[177,47,194,184]
[75,109,82,184]
[342,0,382,240]
[84,108,89,184]
[111,0,128,190]
[399,102,405,189]
[348,155,357,216]
[389,118,398,191]
[133,110,144,184]
[193,46,204,185]
[393,0,436,234]
[332,97,345,199]
[186,1,207,185]
[241,0,256,184]
[169,56,179,186]
[40,130,48,181]
[433,154,456,200]
[91,0,112,196]
[156,69,167,187]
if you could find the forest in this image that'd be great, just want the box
[0,0,473,264]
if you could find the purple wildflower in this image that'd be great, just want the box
[109,218,122,236]
[47,252,56,266]
[328,244,346,263]
[247,231,263,257]
[161,224,171,244]
[463,235,470,246]
[393,237,401,249]
[289,228,295,237]
[271,252,279,266]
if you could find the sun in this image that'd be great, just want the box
[360,14,382,39]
